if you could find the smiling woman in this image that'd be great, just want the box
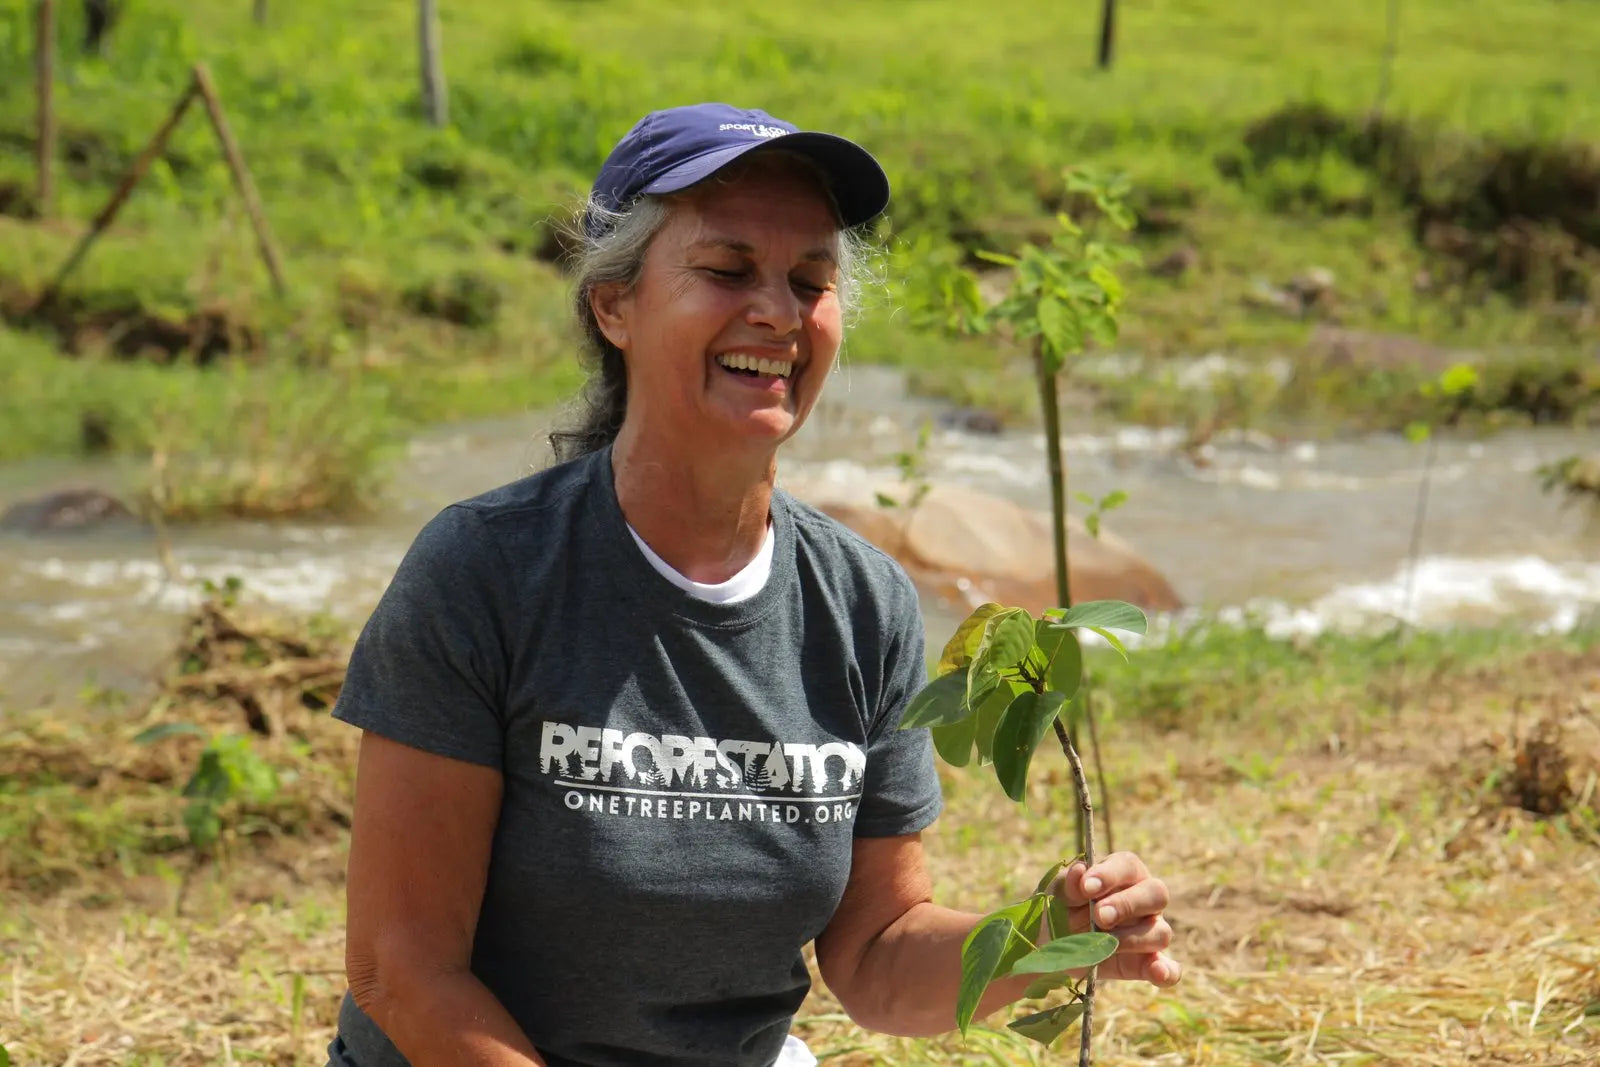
[327,103,1178,1067]
[554,149,869,466]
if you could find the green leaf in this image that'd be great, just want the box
[1089,263,1124,304]
[1084,513,1100,538]
[974,249,1019,267]
[975,608,1034,673]
[1438,363,1480,397]
[133,722,208,744]
[937,603,1005,675]
[1009,931,1120,975]
[183,749,231,801]
[183,801,222,850]
[1033,861,1066,896]
[954,271,985,322]
[969,897,1049,976]
[1404,421,1431,444]
[957,917,1016,1034]
[1,1042,10,1067]
[1008,1002,1087,1045]
[973,679,1024,764]
[1038,294,1070,358]
[931,714,978,767]
[1023,971,1078,1000]
[1099,489,1128,512]
[992,690,1067,802]
[967,660,1003,721]
[1088,626,1130,661]
[901,669,973,730]
[874,491,899,509]
[1047,600,1148,635]
[1047,895,1074,940]
[1034,621,1084,698]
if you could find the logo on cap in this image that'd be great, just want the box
[718,122,790,140]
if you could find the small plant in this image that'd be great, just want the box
[874,417,934,515]
[900,170,1149,1062]
[134,723,280,852]
[900,598,1147,1057]
[1075,489,1127,540]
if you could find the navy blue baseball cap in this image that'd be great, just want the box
[584,103,890,237]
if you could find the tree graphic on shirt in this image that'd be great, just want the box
[742,757,771,791]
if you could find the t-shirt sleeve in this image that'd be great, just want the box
[853,573,944,838]
[332,505,509,768]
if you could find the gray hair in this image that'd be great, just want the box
[548,154,873,463]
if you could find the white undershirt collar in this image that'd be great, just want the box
[625,522,776,605]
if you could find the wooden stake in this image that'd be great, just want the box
[1096,0,1116,70]
[418,0,448,127]
[35,79,199,308]
[36,0,56,217]
[192,63,287,296]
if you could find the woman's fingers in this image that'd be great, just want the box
[1053,852,1152,907]
[1096,951,1183,987]
[1103,914,1173,956]
[1091,875,1170,930]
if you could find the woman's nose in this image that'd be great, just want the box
[743,276,803,337]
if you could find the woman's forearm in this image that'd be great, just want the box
[838,901,1040,1037]
[352,962,549,1067]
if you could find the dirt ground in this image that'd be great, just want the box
[2,610,1596,1066]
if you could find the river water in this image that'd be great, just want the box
[2,366,1596,710]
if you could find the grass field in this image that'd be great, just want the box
[3,601,1598,1065]
[1,0,1597,514]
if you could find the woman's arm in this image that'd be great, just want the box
[813,834,1180,1038]
[344,731,548,1066]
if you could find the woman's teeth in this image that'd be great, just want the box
[716,354,793,378]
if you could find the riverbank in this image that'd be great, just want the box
[2,0,1598,519]
[3,602,1597,1064]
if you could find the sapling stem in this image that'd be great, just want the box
[1052,716,1096,1067]
[1035,340,1116,860]
[1034,340,1086,858]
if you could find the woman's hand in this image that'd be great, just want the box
[1050,851,1181,987]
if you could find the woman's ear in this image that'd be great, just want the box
[589,283,630,351]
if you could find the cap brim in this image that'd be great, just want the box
[640,131,890,228]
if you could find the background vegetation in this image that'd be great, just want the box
[1,0,1597,515]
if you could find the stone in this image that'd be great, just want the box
[1149,245,1200,278]
[804,481,1183,615]
[1307,325,1467,374]
[0,489,137,533]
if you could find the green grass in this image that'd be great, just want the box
[1,0,1598,513]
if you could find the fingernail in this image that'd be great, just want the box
[1082,875,1103,895]
[1097,904,1116,927]
[1155,960,1179,984]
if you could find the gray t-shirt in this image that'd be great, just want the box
[329,446,943,1067]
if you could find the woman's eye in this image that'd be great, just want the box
[705,267,746,280]
[792,278,831,295]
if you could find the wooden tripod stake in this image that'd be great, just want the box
[35,63,286,309]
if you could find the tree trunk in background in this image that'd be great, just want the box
[82,0,112,54]
[1373,0,1401,117]
[36,0,55,217]
[419,0,448,127]
[1097,0,1116,69]
[253,0,268,25]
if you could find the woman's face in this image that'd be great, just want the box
[594,160,845,451]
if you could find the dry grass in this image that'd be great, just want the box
[3,615,1597,1066]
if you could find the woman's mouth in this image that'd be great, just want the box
[714,353,794,380]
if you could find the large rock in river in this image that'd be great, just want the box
[792,481,1183,615]
[0,489,137,533]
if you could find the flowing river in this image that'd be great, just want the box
[2,366,1596,711]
